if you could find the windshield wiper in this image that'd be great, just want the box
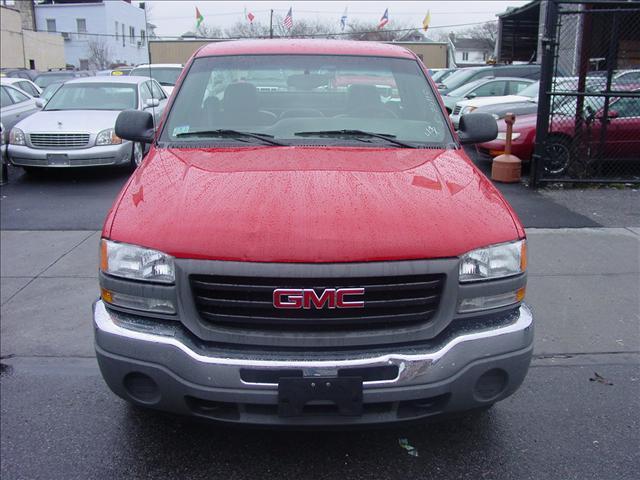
[293,129,417,148]
[176,129,286,146]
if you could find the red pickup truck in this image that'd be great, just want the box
[95,40,532,426]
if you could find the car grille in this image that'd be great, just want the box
[452,106,462,115]
[29,133,90,148]
[190,273,445,330]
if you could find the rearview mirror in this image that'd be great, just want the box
[144,98,160,108]
[35,99,44,109]
[115,110,155,143]
[457,113,498,145]
[465,92,477,99]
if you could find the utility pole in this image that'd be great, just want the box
[269,9,273,39]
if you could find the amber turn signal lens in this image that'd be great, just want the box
[100,287,113,303]
[99,239,108,272]
[520,241,527,272]
[516,286,526,302]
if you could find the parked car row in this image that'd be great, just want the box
[1,64,181,175]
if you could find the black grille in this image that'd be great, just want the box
[190,273,444,330]
[452,106,462,115]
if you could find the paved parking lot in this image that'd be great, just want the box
[1,166,639,480]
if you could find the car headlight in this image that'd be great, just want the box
[461,106,477,115]
[459,240,526,283]
[9,128,26,146]
[95,128,122,146]
[496,132,522,141]
[100,239,175,283]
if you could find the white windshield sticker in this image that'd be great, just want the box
[172,125,190,136]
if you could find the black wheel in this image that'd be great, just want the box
[130,142,144,168]
[543,135,572,176]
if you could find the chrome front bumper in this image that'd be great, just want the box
[94,300,534,425]
[8,142,132,167]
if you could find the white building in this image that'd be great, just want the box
[449,35,494,67]
[34,0,149,69]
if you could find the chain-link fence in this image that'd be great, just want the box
[531,1,640,185]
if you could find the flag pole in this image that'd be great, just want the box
[269,9,274,38]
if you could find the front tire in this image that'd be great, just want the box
[131,142,144,168]
[543,135,572,176]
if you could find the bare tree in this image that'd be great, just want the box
[449,22,498,49]
[345,20,415,42]
[225,20,270,38]
[87,38,113,70]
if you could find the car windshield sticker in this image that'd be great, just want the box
[173,125,190,136]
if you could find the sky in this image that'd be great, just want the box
[145,1,530,38]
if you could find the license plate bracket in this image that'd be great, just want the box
[278,376,363,417]
[47,154,70,166]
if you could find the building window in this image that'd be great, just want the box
[122,24,125,47]
[76,18,87,39]
[46,19,56,32]
[140,30,146,46]
[115,21,119,40]
[462,51,469,61]
[79,59,89,70]
[129,26,135,45]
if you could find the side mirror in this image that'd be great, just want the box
[465,92,477,99]
[457,113,498,145]
[35,99,45,109]
[144,98,160,109]
[115,110,154,143]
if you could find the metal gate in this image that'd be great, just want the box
[531,0,640,186]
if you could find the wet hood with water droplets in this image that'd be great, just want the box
[104,146,522,262]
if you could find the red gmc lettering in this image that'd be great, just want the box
[273,288,365,309]
[336,288,365,308]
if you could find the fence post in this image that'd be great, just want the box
[530,0,559,188]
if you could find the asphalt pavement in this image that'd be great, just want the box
[1,162,639,480]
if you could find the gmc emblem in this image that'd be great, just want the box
[273,288,365,309]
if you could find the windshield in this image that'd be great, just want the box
[517,81,540,99]
[34,73,76,88]
[447,78,487,97]
[44,83,138,111]
[41,82,63,102]
[130,67,182,86]
[441,69,479,90]
[162,55,452,147]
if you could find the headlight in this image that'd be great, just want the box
[496,132,522,141]
[9,128,26,146]
[95,128,122,146]
[461,106,477,115]
[100,239,175,283]
[459,240,526,282]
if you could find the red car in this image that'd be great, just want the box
[479,88,640,174]
[95,40,532,426]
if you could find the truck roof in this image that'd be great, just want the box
[195,39,416,59]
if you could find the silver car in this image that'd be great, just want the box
[1,82,40,135]
[7,76,168,173]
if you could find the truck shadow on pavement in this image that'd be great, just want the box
[120,405,510,478]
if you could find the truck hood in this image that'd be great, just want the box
[16,110,121,133]
[106,146,521,262]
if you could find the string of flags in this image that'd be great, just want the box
[193,6,432,33]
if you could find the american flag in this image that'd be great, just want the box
[378,8,389,29]
[283,7,293,30]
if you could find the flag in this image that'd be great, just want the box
[283,7,293,30]
[378,8,389,29]
[422,10,431,32]
[340,7,348,31]
[195,7,204,28]
[247,12,255,23]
